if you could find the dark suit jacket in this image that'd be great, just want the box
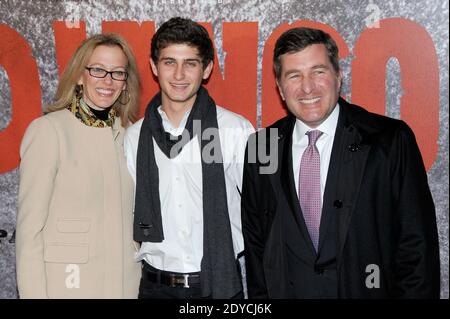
[241,98,440,298]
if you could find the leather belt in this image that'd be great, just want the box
[142,263,200,288]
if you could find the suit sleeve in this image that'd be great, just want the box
[16,117,59,298]
[241,136,269,298]
[391,122,440,298]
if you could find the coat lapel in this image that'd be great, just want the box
[317,111,345,253]
[112,117,121,141]
[318,100,373,257]
[329,101,372,265]
[336,128,371,262]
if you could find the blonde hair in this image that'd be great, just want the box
[47,33,141,127]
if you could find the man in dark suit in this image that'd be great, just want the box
[241,27,440,298]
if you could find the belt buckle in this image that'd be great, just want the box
[183,274,190,288]
[169,274,190,288]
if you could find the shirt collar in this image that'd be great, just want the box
[293,103,340,145]
[157,106,191,135]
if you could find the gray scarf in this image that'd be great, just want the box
[133,86,242,298]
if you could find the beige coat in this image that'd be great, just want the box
[16,109,140,298]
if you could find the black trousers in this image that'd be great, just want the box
[139,278,205,299]
[138,263,244,299]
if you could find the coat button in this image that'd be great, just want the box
[333,200,343,209]
[143,228,154,237]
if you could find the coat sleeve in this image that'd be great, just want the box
[391,122,440,298]
[16,116,59,298]
[241,136,269,298]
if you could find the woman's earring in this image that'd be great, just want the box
[118,89,130,105]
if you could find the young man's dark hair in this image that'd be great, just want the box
[151,17,214,69]
[273,27,340,79]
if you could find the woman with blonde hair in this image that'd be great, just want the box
[16,33,141,298]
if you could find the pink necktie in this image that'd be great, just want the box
[299,130,323,252]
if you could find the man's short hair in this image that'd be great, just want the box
[273,27,340,79]
[151,17,214,69]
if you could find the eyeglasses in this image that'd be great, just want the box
[85,67,128,81]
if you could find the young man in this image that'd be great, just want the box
[241,27,440,298]
[124,17,254,299]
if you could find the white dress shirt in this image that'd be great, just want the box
[292,104,340,202]
[124,105,254,273]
